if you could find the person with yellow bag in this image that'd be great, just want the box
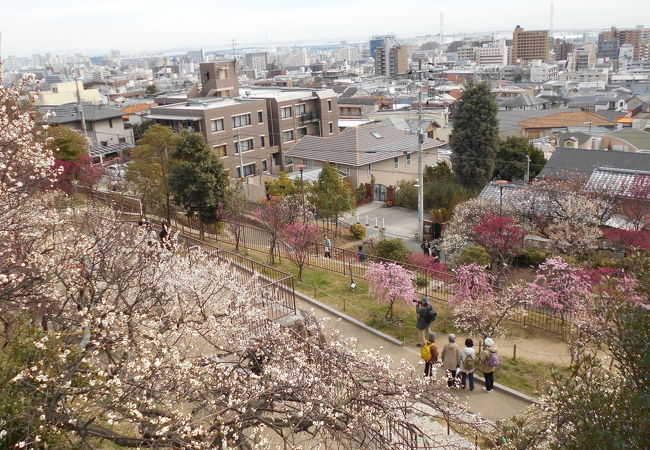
[420,332,439,378]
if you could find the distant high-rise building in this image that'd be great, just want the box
[374,37,408,77]
[32,54,43,67]
[187,49,205,64]
[570,44,597,71]
[110,49,121,59]
[552,38,574,61]
[512,25,550,62]
[245,52,268,71]
[369,34,395,61]
[602,26,650,60]
[476,41,508,65]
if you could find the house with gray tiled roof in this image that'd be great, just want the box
[40,102,134,148]
[286,122,444,189]
[539,147,650,180]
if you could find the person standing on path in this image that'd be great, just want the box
[323,235,332,259]
[420,239,430,256]
[421,332,438,378]
[415,297,437,347]
[441,334,461,388]
[480,337,499,392]
[460,338,476,391]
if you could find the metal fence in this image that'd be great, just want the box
[75,186,571,336]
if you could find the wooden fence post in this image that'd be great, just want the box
[513,344,517,360]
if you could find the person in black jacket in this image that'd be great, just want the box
[415,296,437,346]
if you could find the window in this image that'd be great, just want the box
[210,118,224,132]
[100,141,108,146]
[232,114,251,128]
[260,136,265,147]
[234,138,254,153]
[236,163,256,178]
[258,111,264,123]
[214,144,227,157]
[327,100,332,112]
[283,130,294,142]
[295,104,306,115]
[297,127,308,138]
[306,159,313,169]
[119,137,126,144]
[281,106,292,118]
[262,160,268,172]
[108,118,113,128]
[285,156,293,164]
[393,157,399,170]
[328,122,333,134]
[406,153,411,166]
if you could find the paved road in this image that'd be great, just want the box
[296,296,532,422]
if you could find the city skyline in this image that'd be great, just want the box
[1,0,649,56]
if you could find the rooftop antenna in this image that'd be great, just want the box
[439,12,444,52]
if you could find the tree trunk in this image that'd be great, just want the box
[199,220,205,240]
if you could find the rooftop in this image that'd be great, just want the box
[286,122,444,167]
[540,147,650,179]
[41,103,124,124]
[244,87,336,101]
[517,110,616,129]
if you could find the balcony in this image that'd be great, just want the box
[299,111,320,122]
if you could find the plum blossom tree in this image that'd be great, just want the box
[526,257,593,323]
[1,68,497,449]
[255,196,292,264]
[282,221,318,280]
[216,184,248,251]
[441,198,503,255]
[472,213,525,270]
[365,262,416,320]
[450,264,528,339]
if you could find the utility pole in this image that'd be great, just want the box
[415,67,425,243]
[524,154,531,183]
[236,130,247,199]
[74,73,88,138]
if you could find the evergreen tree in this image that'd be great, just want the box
[47,125,88,161]
[450,81,499,190]
[493,136,546,181]
[310,163,355,235]
[126,124,178,221]
[169,131,229,238]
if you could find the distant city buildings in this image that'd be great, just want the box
[373,36,408,77]
[512,25,550,62]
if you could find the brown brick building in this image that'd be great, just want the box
[512,26,550,62]
[147,61,338,178]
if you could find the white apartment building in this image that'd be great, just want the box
[476,41,508,66]
[456,46,477,62]
[332,46,359,63]
[530,60,559,82]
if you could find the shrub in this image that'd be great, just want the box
[395,180,418,210]
[415,273,429,287]
[408,253,452,282]
[455,245,490,267]
[374,238,410,262]
[350,223,366,239]
[514,248,547,267]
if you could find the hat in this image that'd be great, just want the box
[427,332,436,342]
[484,337,494,347]
[420,296,428,303]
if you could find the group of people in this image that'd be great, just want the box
[323,235,367,263]
[138,220,173,250]
[421,333,499,392]
[420,239,440,260]
[416,295,499,392]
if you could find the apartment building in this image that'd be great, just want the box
[476,41,508,66]
[512,26,550,62]
[148,97,274,178]
[373,37,409,77]
[571,45,597,71]
[244,86,339,168]
[245,52,268,72]
[603,26,650,60]
[148,61,339,176]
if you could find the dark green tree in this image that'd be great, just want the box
[394,180,418,209]
[47,125,88,161]
[493,136,546,181]
[310,163,355,236]
[169,131,229,238]
[145,84,157,95]
[450,81,499,191]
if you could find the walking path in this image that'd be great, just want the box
[294,293,533,422]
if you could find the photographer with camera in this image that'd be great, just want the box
[415,296,437,347]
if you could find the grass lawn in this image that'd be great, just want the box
[238,245,566,397]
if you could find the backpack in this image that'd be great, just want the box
[486,351,500,368]
[421,343,437,361]
[427,308,438,322]
[464,352,475,371]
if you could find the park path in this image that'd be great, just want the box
[294,295,532,422]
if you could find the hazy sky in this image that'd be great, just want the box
[2,0,649,56]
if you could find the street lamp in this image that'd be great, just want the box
[495,179,508,215]
[296,164,307,223]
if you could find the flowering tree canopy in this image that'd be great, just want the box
[282,221,318,280]
[255,195,293,264]
[365,262,416,320]
[472,213,525,268]
[451,264,528,339]
[0,70,493,449]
